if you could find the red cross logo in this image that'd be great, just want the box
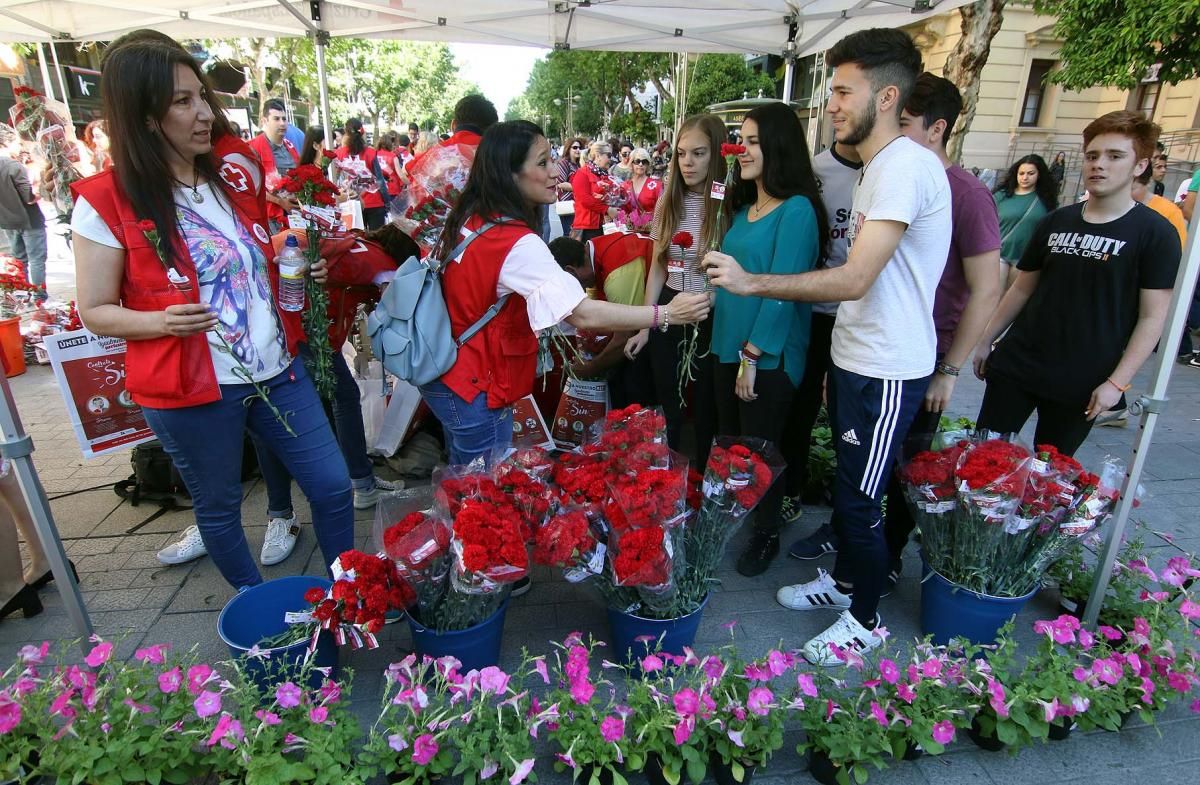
[220,163,249,193]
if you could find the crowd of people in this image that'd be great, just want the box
[0,27,1190,668]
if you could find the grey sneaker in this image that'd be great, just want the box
[353,477,405,509]
[260,515,300,566]
[780,494,804,523]
[157,525,207,565]
[1094,408,1128,428]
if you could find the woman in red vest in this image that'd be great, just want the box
[570,141,618,243]
[423,120,710,467]
[69,41,354,591]
[335,118,390,230]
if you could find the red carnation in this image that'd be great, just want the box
[672,231,693,249]
[136,219,156,233]
[720,143,746,158]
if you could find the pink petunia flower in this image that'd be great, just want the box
[673,688,700,717]
[600,715,625,742]
[186,664,214,695]
[412,733,439,765]
[931,720,955,745]
[206,714,243,749]
[869,701,888,726]
[533,659,550,684]
[0,694,21,734]
[84,641,113,668]
[896,682,916,704]
[309,706,329,723]
[134,644,169,665]
[509,758,536,785]
[388,733,408,752]
[796,672,818,698]
[194,690,222,719]
[158,667,183,694]
[276,681,303,709]
[673,717,693,745]
[320,680,342,704]
[878,659,899,685]
[747,687,773,716]
[479,666,510,695]
[767,650,789,677]
[641,654,664,673]
[570,679,595,704]
[255,709,281,726]
[17,642,49,665]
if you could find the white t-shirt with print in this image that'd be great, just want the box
[811,147,862,316]
[831,136,951,380]
[72,183,289,385]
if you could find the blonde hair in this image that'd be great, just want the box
[414,131,438,156]
[651,114,728,267]
[629,147,651,165]
[587,141,611,162]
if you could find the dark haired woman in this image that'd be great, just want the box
[420,120,710,466]
[70,41,354,590]
[555,136,586,236]
[376,132,405,201]
[994,153,1056,288]
[298,126,330,167]
[703,102,827,576]
[335,118,389,230]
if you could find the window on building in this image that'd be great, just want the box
[1019,59,1055,127]
[1135,80,1161,120]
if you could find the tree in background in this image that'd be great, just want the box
[942,0,1005,163]
[1034,0,1200,91]
[675,53,776,121]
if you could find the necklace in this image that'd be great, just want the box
[751,195,779,218]
[174,170,204,204]
[858,135,903,186]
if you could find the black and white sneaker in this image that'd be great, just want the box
[780,495,804,523]
[788,524,837,560]
[776,568,852,611]
[802,610,884,666]
[881,561,902,598]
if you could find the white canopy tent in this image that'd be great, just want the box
[3,0,1192,644]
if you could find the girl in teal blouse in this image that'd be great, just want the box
[704,102,827,576]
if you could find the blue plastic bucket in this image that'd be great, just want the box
[407,599,509,672]
[607,594,710,665]
[919,570,1037,646]
[217,575,338,691]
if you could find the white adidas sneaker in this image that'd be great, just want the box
[776,568,852,611]
[802,610,884,667]
[260,515,300,566]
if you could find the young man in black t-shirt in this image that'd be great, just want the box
[971,111,1181,455]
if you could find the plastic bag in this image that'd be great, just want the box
[357,359,387,450]
[449,497,529,594]
[608,523,673,589]
[593,403,669,467]
[604,450,690,532]
[533,505,605,581]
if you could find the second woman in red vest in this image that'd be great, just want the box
[70,41,355,591]
[423,121,711,466]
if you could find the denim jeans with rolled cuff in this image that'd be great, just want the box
[418,379,513,468]
[141,358,354,589]
[255,349,377,519]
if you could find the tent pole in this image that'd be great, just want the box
[1082,205,1200,627]
[49,41,71,117]
[35,43,56,102]
[781,17,799,104]
[0,374,93,653]
[314,30,333,152]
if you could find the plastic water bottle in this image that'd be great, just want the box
[277,235,305,312]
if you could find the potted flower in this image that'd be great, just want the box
[792,671,894,785]
[622,648,714,785]
[542,634,632,785]
[873,642,982,760]
[446,659,536,785]
[962,625,1047,752]
[359,653,459,784]
[705,641,790,785]
[1021,615,1105,740]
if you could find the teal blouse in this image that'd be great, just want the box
[712,195,820,386]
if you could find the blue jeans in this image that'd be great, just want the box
[2,228,47,287]
[539,203,551,243]
[141,359,354,589]
[827,365,930,626]
[418,379,512,467]
[256,350,376,518]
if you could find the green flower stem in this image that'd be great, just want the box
[301,224,336,400]
[214,332,297,437]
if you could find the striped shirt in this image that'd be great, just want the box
[652,190,710,293]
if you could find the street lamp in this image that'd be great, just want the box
[554,88,580,140]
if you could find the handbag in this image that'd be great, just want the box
[366,222,509,387]
[555,199,575,216]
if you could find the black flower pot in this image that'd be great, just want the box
[1047,718,1075,741]
[643,755,670,785]
[901,743,925,761]
[710,755,755,785]
[806,749,844,785]
[967,717,1006,752]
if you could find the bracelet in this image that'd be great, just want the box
[935,361,960,377]
[1107,377,1131,393]
[659,309,670,333]
[651,304,660,331]
[738,350,758,367]
[741,343,762,360]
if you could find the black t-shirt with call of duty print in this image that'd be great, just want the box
[986,201,1180,404]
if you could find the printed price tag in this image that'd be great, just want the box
[924,501,954,513]
[284,611,314,624]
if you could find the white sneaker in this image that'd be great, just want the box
[353,477,405,509]
[157,525,208,565]
[776,568,852,611]
[802,610,884,667]
[260,515,300,566]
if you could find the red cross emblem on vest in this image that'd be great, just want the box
[220,162,249,193]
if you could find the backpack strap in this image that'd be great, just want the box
[456,293,511,347]
[437,220,497,271]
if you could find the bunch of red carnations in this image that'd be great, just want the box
[306,549,413,648]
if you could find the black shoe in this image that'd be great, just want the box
[788,524,838,560]
[881,560,902,598]
[0,584,44,622]
[511,576,531,597]
[30,560,79,590]
[736,533,780,577]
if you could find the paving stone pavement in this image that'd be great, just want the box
[2,347,1199,783]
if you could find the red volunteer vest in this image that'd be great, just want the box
[248,134,299,226]
[376,149,403,197]
[71,170,302,409]
[334,146,385,210]
[214,133,267,221]
[440,216,540,408]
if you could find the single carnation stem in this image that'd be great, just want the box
[213,333,297,437]
[301,224,336,400]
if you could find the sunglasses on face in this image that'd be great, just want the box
[633,159,650,165]
[570,145,581,150]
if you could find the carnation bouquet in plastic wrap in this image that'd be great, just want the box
[392,143,475,255]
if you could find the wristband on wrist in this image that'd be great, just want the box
[935,361,960,377]
[1107,377,1131,393]
[738,350,758,367]
[741,343,762,360]
[659,309,670,333]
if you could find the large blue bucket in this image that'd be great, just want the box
[607,594,710,665]
[919,570,1037,646]
[217,575,338,691]
[407,599,509,672]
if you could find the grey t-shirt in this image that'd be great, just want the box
[831,136,951,380]
[811,148,861,316]
[269,140,296,177]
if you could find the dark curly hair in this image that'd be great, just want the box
[996,154,1057,212]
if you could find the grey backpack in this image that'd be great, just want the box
[366,221,509,388]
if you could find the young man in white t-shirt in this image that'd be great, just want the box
[705,28,951,665]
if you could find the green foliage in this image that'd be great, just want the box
[1033,0,1200,90]
[805,406,836,501]
[677,54,777,120]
